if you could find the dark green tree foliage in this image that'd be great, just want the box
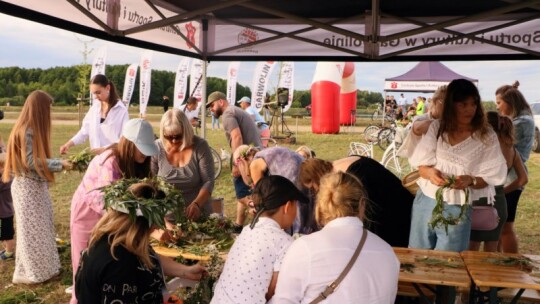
[0,66,251,106]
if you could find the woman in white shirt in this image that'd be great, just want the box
[273,171,400,304]
[60,74,129,155]
[409,79,507,252]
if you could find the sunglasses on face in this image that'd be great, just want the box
[164,134,182,142]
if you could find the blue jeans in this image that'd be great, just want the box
[408,189,472,252]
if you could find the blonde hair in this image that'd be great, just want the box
[88,210,153,269]
[160,108,194,151]
[299,158,333,189]
[315,171,366,227]
[3,90,54,182]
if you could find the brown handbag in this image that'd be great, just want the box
[309,228,368,304]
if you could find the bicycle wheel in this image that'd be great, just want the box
[210,147,222,180]
[382,149,411,178]
[363,125,380,143]
[377,128,395,150]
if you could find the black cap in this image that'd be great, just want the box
[249,175,308,229]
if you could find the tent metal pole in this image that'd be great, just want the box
[201,18,208,139]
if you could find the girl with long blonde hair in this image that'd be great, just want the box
[3,90,72,284]
[75,182,205,303]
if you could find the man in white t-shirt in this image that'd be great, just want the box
[182,97,201,128]
[398,93,408,112]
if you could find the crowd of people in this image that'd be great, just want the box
[0,76,536,303]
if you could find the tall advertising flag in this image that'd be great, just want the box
[189,59,204,110]
[139,51,153,115]
[89,46,107,105]
[278,62,294,112]
[251,61,276,112]
[226,62,240,105]
[122,63,138,107]
[173,57,191,109]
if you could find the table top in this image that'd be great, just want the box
[393,247,470,288]
[460,251,540,291]
[153,245,228,262]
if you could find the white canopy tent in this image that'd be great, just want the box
[1,0,540,136]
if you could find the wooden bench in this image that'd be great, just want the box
[397,282,436,300]
[498,289,540,303]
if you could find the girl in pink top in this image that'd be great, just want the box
[69,118,158,304]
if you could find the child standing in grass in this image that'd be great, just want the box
[0,134,15,261]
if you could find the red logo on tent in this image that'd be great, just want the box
[129,68,135,77]
[238,28,258,44]
[391,82,398,89]
[185,22,196,49]
[143,59,150,69]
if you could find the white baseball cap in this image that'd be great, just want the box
[122,119,158,156]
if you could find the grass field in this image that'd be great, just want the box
[0,107,538,303]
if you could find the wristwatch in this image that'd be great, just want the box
[471,176,477,187]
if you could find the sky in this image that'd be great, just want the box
[1,13,540,104]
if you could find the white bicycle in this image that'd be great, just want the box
[349,126,411,178]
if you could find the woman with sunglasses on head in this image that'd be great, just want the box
[69,118,158,304]
[495,81,534,253]
[152,108,215,222]
[60,74,129,156]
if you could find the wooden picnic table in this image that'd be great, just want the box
[460,251,540,304]
[152,245,228,263]
[393,247,470,304]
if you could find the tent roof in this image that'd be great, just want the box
[1,0,540,61]
[386,62,478,82]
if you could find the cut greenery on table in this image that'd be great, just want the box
[430,176,470,234]
[67,148,94,173]
[168,214,236,256]
[175,249,225,304]
[415,256,463,268]
[484,255,538,273]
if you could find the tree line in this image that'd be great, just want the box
[0,65,383,108]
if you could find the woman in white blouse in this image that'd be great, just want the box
[409,79,507,252]
[60,74,129,155]
[273,171,400,304]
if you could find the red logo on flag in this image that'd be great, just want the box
[143,59,150,69]
[185,22,196,49]
[129,69,135,77]
[230,68,237,77]
[391,82,398,89]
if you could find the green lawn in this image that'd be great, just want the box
[0,111,539,303]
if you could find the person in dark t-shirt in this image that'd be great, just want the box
[75,182,205,304]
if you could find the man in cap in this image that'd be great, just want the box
[237,96,271,147]
[206,91,262,231]
[211,175,308,303]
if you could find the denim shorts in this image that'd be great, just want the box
[233,176,251,199]
[408,189,472,252]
